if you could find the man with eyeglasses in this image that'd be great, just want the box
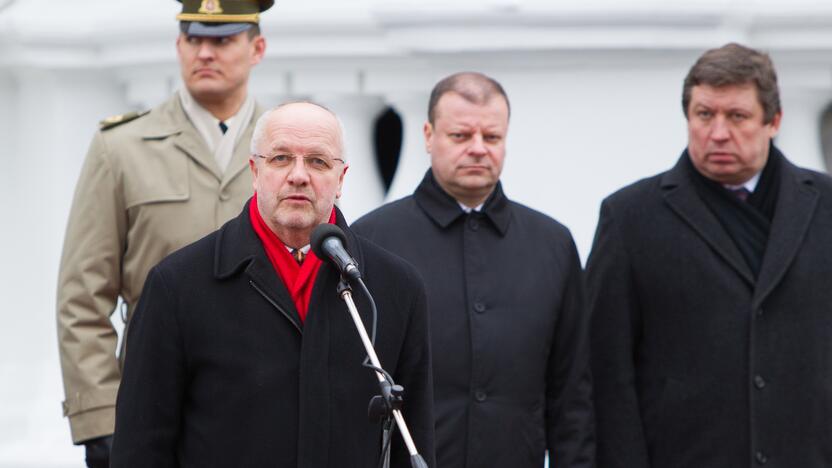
[57,2,271,466]
[110,102,435,467]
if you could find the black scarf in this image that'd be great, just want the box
[685,144,782,279]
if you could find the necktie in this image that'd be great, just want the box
[729,187,751,202]
[291,249,305,264]
[219,121,228,134]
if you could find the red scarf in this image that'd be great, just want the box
[249,193,336,323]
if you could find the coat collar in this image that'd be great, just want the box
[412,169,512,236]
[138,92,264,186]
[660,145,819,306]
[752,153,819,308]
[213,199,365,331]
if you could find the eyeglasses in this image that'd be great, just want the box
[253,154,345,172]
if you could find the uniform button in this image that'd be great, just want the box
[754,375,766,389]
[474,390,487,402]
[468,218,480,231]
[755,451,767,464]
[473,302,486,314]
[219,192,230,201]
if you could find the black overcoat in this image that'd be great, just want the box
[110,201,435,468]
[587,147,832,468]
[352,171,595,468]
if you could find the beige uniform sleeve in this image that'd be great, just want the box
[56,130,128,444]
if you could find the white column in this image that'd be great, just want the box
[384,93,431,202]
[318,94,387,222]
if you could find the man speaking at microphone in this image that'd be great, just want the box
[110,102,435,467]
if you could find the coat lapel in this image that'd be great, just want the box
[165,94,224,181]
[245,255,304,333]
[214,200,303,332]
[661,156,756,286]
[138,95,221,181]
[752,159,819,309]
[173,129,223,182]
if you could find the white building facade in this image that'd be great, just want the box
[2,0,832,465]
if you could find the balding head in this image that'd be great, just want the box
[251,101,344,158]
[249,101,348,248]
[427,72,510,125]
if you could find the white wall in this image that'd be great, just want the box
[0,68,127,467]
[3,1,832,466]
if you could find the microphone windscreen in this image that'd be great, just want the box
[310,223,347,260]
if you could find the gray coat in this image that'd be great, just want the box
[587,147,832,468]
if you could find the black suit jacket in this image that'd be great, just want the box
[353,171,595,468]
[587,146,832,468]
[110,201,435,468]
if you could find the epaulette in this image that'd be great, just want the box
[99,110,149,130]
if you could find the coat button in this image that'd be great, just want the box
[474,390,487,402]
[755,451,767,464]
[756,307,764,316]
[754,375,766,389]
[468,218,480,231]
[473,302,486,314]
[219,192,230,201]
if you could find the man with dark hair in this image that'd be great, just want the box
[110,102,435,467]
[56,1,271,466]
[353,72,595,468]
[588,42,832,467]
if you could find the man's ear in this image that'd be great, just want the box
[251,36,266,65]
[249,157,259,191]
[423,121,434,154]
[768,111,783,138]
[336,164,349,199]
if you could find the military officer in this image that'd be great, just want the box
[56,1,272,467]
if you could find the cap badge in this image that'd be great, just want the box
[198,0,224,14]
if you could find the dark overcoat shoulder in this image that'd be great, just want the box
[111,203,435,468]
[587,151,832,468]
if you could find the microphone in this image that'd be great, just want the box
[311,224,361,281]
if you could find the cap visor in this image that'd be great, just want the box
[184,22,252,37]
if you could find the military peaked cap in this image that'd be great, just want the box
[177,0,274,37]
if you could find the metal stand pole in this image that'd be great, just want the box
[339,286,429,468]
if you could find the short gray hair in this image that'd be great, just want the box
[249,100,347,160]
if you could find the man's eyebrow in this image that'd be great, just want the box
[269,144,332,156]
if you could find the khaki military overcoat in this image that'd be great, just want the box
[57,93,263,443]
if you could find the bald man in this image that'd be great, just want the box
[111,102,435,468]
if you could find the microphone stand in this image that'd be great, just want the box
[336,279,429,468]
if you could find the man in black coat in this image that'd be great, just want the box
[110,102,435,467]
[587,43,832,468]
[353,72,595,468]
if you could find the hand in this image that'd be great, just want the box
[84,435,113,468]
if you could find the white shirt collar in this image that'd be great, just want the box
[284,244,311,254]
[458,201,484,213]
[722,171,761,194]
